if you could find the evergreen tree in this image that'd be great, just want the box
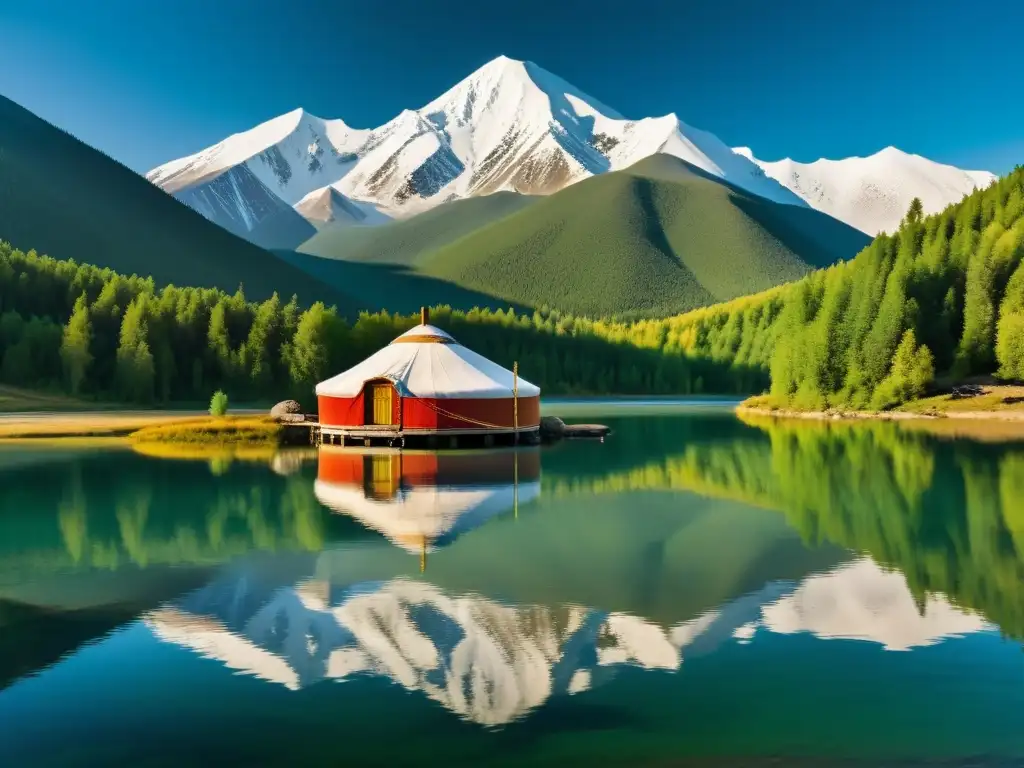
[905,196,924,226]
[115,296,155,403]
[282,302,341,404]
[997,261,1024,380]
[870,329,934,410]
[60,294,93,395]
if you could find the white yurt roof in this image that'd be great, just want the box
[314,480,541,553]
[315,324,540,399]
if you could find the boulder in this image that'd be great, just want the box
[539,416,566,439]
[270,400,303,421]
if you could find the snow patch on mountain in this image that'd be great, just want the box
[293,186,390,229]
[735,146,997,235]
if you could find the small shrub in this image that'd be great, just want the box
[209,390,229,417]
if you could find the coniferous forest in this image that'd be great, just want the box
[0,242,759,407]
[0,166,1020,409]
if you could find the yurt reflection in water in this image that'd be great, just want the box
[314,448,541,559]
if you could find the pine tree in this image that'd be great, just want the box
[243,293,282,392]
[870,330,934,410]
[60,294,93,395]
[115,296,155,403]
[997,261,1024,380]
[905,197,924,226]
[282,302,340,404]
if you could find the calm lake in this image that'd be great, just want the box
[2,404,1024,766]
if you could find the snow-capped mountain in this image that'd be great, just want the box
[734,146,997,235]
[147,55,806,241]
[148,56,997,246]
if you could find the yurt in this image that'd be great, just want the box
[315,309,540,445]
[314,448,541,558]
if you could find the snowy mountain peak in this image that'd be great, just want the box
[148,57,807,230]
[737,145,997,235]
[146,58,993,243]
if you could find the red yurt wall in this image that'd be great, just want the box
[318,393,541,432]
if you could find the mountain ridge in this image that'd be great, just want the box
[148,55,995,246]
[735,145,997,235]
[146,55,807,235]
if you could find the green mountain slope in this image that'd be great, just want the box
[0,95,349,305]
[415,154,869,317]
[277,249,526,315]
[297,190,536,265]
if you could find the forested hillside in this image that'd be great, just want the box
[0,242,755,406]
[619,166,1022,409]
[0,96,346,304]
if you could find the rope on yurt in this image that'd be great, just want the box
[414,398,511,430]
[410,361,527,432]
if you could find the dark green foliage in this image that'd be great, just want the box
[282,302,344,401]
[60,295,93,395]
[870,329,935,410]
[997,259,1024,380]
[0,95,351,306]
[0,241,767,404]
[905,196,924,226]
[115,296,155,403]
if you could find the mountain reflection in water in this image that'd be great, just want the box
[145,554,988,727]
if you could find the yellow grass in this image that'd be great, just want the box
[739,385,1024,440]
[130,416,282,445]
[897,385,1024,415]
[0,411,193,439]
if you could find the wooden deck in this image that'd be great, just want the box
[291,422,540,449]
[283,419,608,448]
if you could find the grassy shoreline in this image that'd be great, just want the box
[0,412,280,442]
[738,385,1024,442]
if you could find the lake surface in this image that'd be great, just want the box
[2,405,1024,766]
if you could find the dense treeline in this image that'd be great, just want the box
[0,243,764,405]
[4,166,1018,409]
[618,166,1024,409]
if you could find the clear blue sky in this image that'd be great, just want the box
[1,0,1021,174]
